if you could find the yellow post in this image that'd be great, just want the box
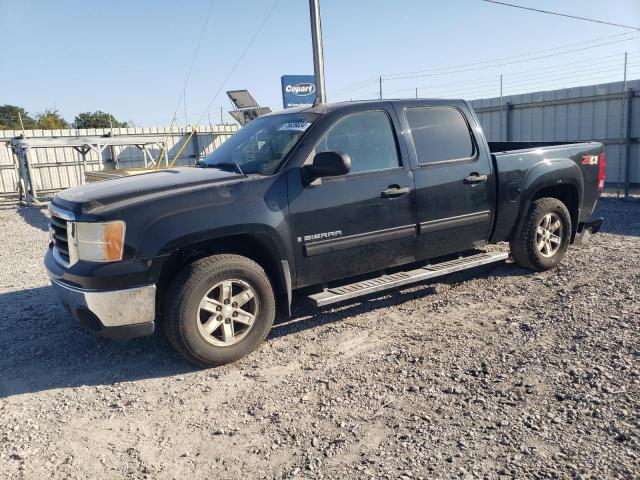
[156,113,177,171]
[168,128,198,169]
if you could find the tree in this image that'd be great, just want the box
[35,109,69,129]
[0,105,36,130]
[72,111,128,129]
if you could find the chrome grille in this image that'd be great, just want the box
[50,213,70,265]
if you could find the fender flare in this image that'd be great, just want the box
[153,224,294,315]
[519,157,583,216]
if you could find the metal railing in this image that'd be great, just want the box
[1,125,238,206]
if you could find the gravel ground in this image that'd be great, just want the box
[0,195,638,479]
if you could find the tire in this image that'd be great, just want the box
[163,254,275,367]
[509,197,572,272]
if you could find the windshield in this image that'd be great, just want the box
[201,113,320,175]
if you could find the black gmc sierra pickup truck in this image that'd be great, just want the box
[45,99,605,366]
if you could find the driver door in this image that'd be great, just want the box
[287,107,417,288]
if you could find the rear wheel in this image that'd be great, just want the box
[510,197,571,272]
[164,254,275,367]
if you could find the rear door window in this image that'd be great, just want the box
[406,107,474,164]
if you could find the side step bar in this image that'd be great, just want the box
[307,251,509,307]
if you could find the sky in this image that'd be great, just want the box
[0,0,639,127]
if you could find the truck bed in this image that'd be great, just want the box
[488,141,585,153]
[489,141,604,243]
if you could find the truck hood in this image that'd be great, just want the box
[53,167,242,215]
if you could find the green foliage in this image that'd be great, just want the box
[0,105,36,130]
[35,109,69,129]
[72,111,128,129]
[0,105,132,131]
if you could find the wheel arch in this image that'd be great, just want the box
[530,183,580,243]
[156,231,292,316]
[513,159,583,243]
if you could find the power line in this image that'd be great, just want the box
[383,36,638,81]
[480,0,640,31]
[329,76,379,95]
[482,52,638,79]
[436,66,639,97]
[332,49,638,101]
[181,0,217,99]
[503,63,639,89]
[420,68,640,100]
[197,0,280,125]
[378,53,635,96]
[180,0,280,125]
[331,33,637,97]
[383,32,634,79]
[155,0,216,166]
[503,67,640,91]
[368,58,640,100]
[166,0,217,125]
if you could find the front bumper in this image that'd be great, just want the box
[50,277,156,339]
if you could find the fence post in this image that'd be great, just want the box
[9,140,21,202]
[109,145,118,169]
[505,102,512,142]
[624,88,634,198]
[22,147,38,205]
[617,53,628,197]
[192,129,201,164]
[13,144,25,204]
[499,74,503,141]
[80,150,87,185]
[97,143,103,169]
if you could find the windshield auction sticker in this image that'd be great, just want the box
[278,121,311,132]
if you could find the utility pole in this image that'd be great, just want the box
[415,87,418,99]
[617,52,628,198]
[379,77,383,100]
[309,0,326,104]
[220,106,224,125]
[499,74,503,142]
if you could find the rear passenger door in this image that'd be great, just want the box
[287,106,417,288]
[396,103,495,259]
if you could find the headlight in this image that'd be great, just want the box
[69,221,126,263]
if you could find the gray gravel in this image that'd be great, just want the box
[0,195,639,479]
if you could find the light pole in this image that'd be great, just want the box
[309,0,326,104]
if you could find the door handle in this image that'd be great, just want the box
[381,185,410,198]
[464,173,488,184]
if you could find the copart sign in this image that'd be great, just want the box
[281,75,317,108]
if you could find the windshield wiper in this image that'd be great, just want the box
[197,160,247,177]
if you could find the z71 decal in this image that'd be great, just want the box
[582,155,599,165]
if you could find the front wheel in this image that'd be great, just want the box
[164,254,276,367]
[510,197,572,272]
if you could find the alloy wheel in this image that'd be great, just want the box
[536,212,563,258]
[196,279,259,346]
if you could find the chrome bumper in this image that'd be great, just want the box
[50,278,156,338]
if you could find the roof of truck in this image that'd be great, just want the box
[265,98,468,116]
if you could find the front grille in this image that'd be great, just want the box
[50,214,70,265]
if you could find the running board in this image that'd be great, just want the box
[307,251,509,307]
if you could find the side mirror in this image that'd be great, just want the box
[304,151,351,183]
